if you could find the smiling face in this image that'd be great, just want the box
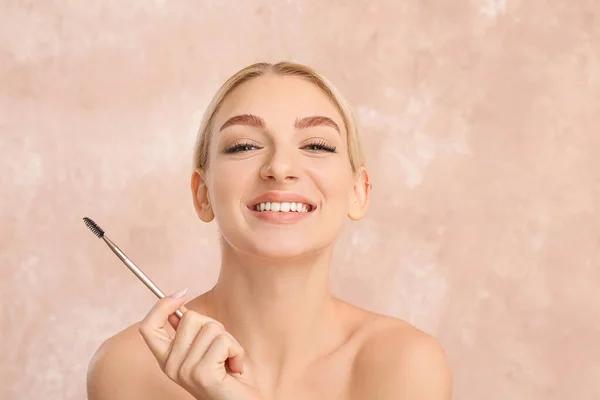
[192,73,370,259]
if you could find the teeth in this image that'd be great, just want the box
[253,202,311,213]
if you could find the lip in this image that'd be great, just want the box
[247,191,317,211]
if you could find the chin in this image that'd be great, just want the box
[245,238,321,260]
[221,230,326,261]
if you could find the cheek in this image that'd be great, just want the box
[309,165,355,206]
[207,163,246,208]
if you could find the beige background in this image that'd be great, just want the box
[1,1,599,399]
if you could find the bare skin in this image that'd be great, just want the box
[87,293,450,399]
[87,72,452,399]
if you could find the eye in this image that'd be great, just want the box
[223,141,262,153]
[303,140,337,153]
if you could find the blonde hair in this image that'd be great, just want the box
[192,61,364,173]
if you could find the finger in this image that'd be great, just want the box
[180,321,224,374]
[165,312,228,372]
[198,331,245,375]
[168,304,189,331]
[163,311,203,381]
[180,322,243,374]
[171,309,225,332]
[142,291,188,331]
[138,292,188,362]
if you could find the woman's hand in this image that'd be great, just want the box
[138,288,262,400]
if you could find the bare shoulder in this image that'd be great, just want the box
[86,322,193,400]
[349,314,452,400]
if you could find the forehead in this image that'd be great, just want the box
[214,74,346,131]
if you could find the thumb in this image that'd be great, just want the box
[138,292,188,362]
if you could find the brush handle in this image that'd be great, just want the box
[102,236,184,319]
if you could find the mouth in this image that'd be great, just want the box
[246,191,318,215]
[248,201,315,213]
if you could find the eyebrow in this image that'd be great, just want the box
[218,113,341,134]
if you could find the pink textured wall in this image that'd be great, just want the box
[2,1,599,399]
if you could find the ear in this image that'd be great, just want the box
[348,166,371,221]
[191,168,214,223]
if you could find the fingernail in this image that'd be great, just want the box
[171,288,188,299]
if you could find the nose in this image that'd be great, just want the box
[259,145,299,183]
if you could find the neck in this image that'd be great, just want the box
[204,245,341,373]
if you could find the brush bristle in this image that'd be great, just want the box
[83,217,105,238]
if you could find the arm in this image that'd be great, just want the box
[350,328,452,399]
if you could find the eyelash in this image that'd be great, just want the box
[223,141,337,154]
[223,141,258,154]
[304,140,337,153]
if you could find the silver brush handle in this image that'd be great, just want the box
[102,236,184,319]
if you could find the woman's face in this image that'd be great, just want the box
[193,74,369,259]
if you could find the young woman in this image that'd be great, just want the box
[87,61,452,400]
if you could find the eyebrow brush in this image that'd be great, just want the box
[82,217,184,319]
